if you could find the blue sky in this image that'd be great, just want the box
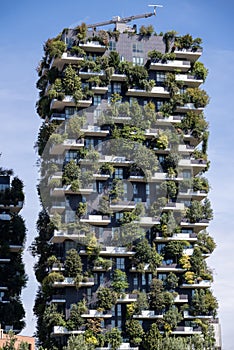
[0,0,233,348]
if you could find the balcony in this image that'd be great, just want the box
[79,41,107,52]
[81,309,112,318]
[144,128,159,137]
[80,215,111,225]
[155,232,197,242]
[179,158,207,175]
[175,73,203,87]
[171,326,202,335]
[49,295,66,304]
[79,69,105,79]
[91,86,108,94]
[126,86,169,98]
[110,200,136,211]
[52,326,84,336]
[50,113,66,122]
[176,103,204,114]
[174,294,189,303]
[110,73,127,81]
[117,294,138,303]
[128,175,145,182]
[137,216,160,227]
[162,202,185,211]
[181,219,209,232]
[50,230,86,244]
[93,173,111,180]
[9,245,23,253]
[0,258,10,263]
[99,156,133,166]
[52,277,95,288]
[50,52,84,70]
[50,202,66,214]
[174,48,202,62]
[50,96,92,110]
[133,310,163,319]
[157,263,185,273]
[178,189,207,200]
[49,138,84,155]
[183,310,213,320]
[178,144,195,153]
[0,201,23,214]
[150,60,191,72]
[81,125,109,137]
[96,343,138,350]
[180,279,212,289]
[157,115,183,124]
[99,246,135,257]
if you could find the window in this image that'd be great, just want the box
[183,170,191,179]
[109,41,116,51]
[133,183,138,195]
[116,258,125,270]
[157,243,165,254]
[65,107,75,118]
[133,275,138,288]
[93,95,101,106]
[142,274,146,285]
[65,210,76,224]
[65,150,78,163]
[85,138,94,149]
[156,100,163,111]
[133,56,144,66]
[148,273,152,284]
[115,212,123,221]
[146,184,150,196]
[113,83,121,93]
[156,72,165,83]
[117,304,121,316]
[114,167,123,179]
[134,197,142,203]
[132,43,143,53]
[0,184,9,191]
[158,273,167,281]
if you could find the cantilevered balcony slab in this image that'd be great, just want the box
[157,264,185,273]
[162,202,185,211]
[183,311,213,320]
[179,158,207,175]
[155,232,197,242]
[52,277,95,288]
[81,125,109,137]
[49,138,84,155]
[0,202,23,214]
[99,246,135,257]
[170,326,202,335]
[126,86,170,98]
[110,200,136,211]
[150,60,191,72]
[174,48,202,62]
[117,294,138,303]
[180,280,211,289]
[79,42,107,52]
[174,294,189,303]
[180,219,209,232]
[176,103,204,114]
[96,343,138,350]
[49,295,66,304]
[110,73,127,82]
[81,309,112,318]
[176,74,203,87]
[50,202,66,214]
[80,215,110,225]
[50,230,86,244]
[50,52,84,70]
[137,216,160,227]
[133,310,163,319]
[50,96,92,110]
[178,189,207,201]
[52,326,84,336]
[91,86,108,94]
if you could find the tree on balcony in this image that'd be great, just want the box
[143,323,162,350]
[62,160,81,191]
[164,272,179,291]
[66,300,87,331]
[162,240,188,264]
[105,328,122,350]
[197,231,216,254]
[183,87,209,108]
[191,61,208,81]
[96,287,117,310]
[149,278,174,312]
[125,319,145,345]
[178,111,208,139]
[63,334,89,350]
[64,249,82,278]
[111,269,129,295]
[44,38,66,60]
[163,306,183,333]
[67,114,85,139]
[75,23,87,42]
[133,238,162,272]
[191,289,218,317]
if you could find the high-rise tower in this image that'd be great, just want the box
[33,11,221,350]
[0,165,27,333]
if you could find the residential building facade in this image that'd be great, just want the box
[33,12,221,350]
[0,168,27,333]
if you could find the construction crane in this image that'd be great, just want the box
[86,5,163,29]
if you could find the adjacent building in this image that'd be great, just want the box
[0,168,27,333]
[34,10,221,350]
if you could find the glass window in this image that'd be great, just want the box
[93,95,101,106]
[109,41,116,51]
[133,183,138,195]
[133,275,138,288]
[133,56,144,66]
[65,151,77,163]
[156,100,163,111]
[158,273,167,281]
[113,83,121,93]
[183,170,191,179]
[116,258,125,270]
[117,305,121,316]
[114,167,123,179]
[156,72,165,83]
[142,274,146,285]
[132,43,143,53]
[85,138,94,149]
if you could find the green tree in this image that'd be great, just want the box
[66,300,87,330]
[105,328,122,350]
[143,323,162,350]
[125,319,145,345]
[63,334,89,350]
[64,248,82,278]
[96,287,117,310]
[111,269,129,294]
